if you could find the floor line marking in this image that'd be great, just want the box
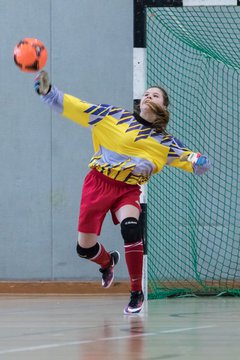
[0,340,93,355]
[99,333,155,341]
[160,325,216,333]
[0,325,216,354]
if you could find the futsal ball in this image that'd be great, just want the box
[13,38,48,72]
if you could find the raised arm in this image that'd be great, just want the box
[34,71,95,127]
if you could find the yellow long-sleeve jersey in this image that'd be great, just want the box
[42,86,194,185]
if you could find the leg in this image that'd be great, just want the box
[115,205,143,291]
[77,170,120,288]
[115,204,140,223]
[77,232,111,269]
[76,232,120,288]
[115,205,144,314]
[77,232,98,248]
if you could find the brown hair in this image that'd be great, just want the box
[136,86,170,134]
[148,86,170,134]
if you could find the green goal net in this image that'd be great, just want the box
[146,6,240,299]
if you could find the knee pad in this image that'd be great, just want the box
[76,243,99,259]
[121,217,141,244]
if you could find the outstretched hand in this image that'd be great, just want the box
[180,152,211,175]
[34,70,51,95]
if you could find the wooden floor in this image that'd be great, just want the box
[0,294,239,359]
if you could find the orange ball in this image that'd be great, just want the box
[14,38,48,72]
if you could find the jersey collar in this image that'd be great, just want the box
[133,112,154,128]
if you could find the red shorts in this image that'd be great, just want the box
[78,169,141,235]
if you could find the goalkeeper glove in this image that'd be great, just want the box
[181,152,211,175]
[34,70,51,95]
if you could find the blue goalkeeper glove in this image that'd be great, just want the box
[188,153,211,175]
[34,70,51,95]
[180,152,211,175]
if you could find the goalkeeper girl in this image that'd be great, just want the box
[34,71,211,314]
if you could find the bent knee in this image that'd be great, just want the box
[120,217,141,244]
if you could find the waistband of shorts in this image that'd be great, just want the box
[90,169,140,189]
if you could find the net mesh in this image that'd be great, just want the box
[146,6,240,299]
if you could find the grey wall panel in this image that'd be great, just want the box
[0,0,133,280]
[50,0,133,280]
[0,0,52,279]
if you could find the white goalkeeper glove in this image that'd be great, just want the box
[180,152,211,175]
[34,70,51,95]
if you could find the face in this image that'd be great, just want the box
[140,88,164,108]
[140,87,165,115]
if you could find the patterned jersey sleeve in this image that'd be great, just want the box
[42,86,111,128]
[166,136,194,173]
